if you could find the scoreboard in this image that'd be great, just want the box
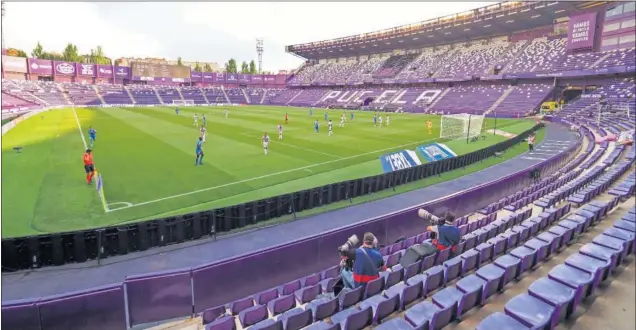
[132,63,191,79]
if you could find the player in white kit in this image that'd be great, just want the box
[378,115,383,128]
[277,124,283,140]
[339,114,345,127]
[193,113,199,127]
[262,133,270,155]
[328,120,333,136]
[386,115,390,126]
[200,126,207,143]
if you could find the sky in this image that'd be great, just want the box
[3,2,497,72]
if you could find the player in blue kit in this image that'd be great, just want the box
[373,113,377,126]
[309,107,313,116]
[88,126,97,148]
[175,108,180,115]
[314,119,320,134]
[202,114,206,126]
[351,112,354,121]
[195,137,204,165]
[324,112,328,122]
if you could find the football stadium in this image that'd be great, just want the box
[1,1,635,330]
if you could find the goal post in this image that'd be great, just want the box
[440,113,485,140]
[172,100,195,106]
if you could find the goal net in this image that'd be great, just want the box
[440,113,485,140]
[172,100,195,106]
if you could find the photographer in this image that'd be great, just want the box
[419,209,461,253]
[339,232,386,289]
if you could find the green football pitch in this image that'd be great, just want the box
[1,105,533,238]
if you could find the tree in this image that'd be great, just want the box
[63,43,80,62]
[204,63,213,72]
[194,62,202,72]
[249,60,257,74]
[177,57,183,66]
[225,58,237,73]
[240,61,249,73]
[31,42,45,58]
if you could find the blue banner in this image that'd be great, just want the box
[379,150,422,173]
[417,143,457,162]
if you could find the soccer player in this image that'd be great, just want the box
[262,132,270,155]
[277,124,283,140]
[200,125,207,143]
[324,112,328,122]
[314,119,320,134]
[88,126,97,148]
[309,107,313,116]
[225,109,228,118]
[202,114,207,127]
[350,112,354,121]
[175,108,180,115]
[195,137,204,165]
[378,115,383,128]
[193,113,199,127]
[427,119,433,135]
[386,115,390,126]
[373,112,377,126]
[339,113,345,128]
[83,149,95,184]
[328,119,333,136]
[285,112,289,124]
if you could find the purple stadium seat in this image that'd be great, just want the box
[493,254,521,286]
[524,238,550,265]
[306,296,338,321]
[341,305,373,330]
[202,305,227,325]
[592,235,627,265]
[548,264,595,301]
[230,297,254,315]
[488,235,507,257]
[384,282,421,310]
[528,277,576,322]
[603,227,635,255]
[460,249,479,274]
[302,273,322,287]
[359,294,399,324]
[320,276,341,293]
[302,321,340,330]
[456,274,486,310]
[615,219,635,232]
[339,286,363,310]
[579,243,619,272]
[239,304,268,328]
[364,277,385,299]
[424,265,445,293]
[536,232,560,255]
[565,252,612,287]
[421,253,436,272]
[385,252,402,268]
[268,294,296,316]
[278,280,302,296]
[548,225,574,246]
[405,274,427,298]
[500,230,520,251]
[254,288,279,305]
[510,246,537,274]
[443,256,463,282]
[435,248,451,265]
[295,283,321,304]
[511,225,530,242]
[476,312,530,329]
[322,266,340,279]
[432,286,464,321]
[374,317,415,329]
[277,307,312,330]
[403,260,422,280]
[504,293,557,330]
[476,264,505,301]
[475,242,494,267]
[404,301,441,330]
[250,318,283,330]
[383,268,403,288]
[204,315,236,330]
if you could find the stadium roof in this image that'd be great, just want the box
[285,1,605,59]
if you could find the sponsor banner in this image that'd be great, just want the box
[54,61,76,75]
[202,73,214,82]
[503,66,631,79]
[96,64,113,77]
[263,75,276,84]
[226,73,238,83]
[238,74,250,84]
[214,72,225,83]
[28,58,54,75]
[379,150,422,173]
[250,74,263,84]
[76,63,96,77]
[275,74,287,84]
[2,55,28,73]
[567,12,597,50]
[114,66,130,78]
[191,71,202,81]
[417,143,457,163]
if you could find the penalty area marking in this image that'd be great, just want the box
[108,135,441,212]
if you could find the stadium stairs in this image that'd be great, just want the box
[484,86,517,115]
[221,87,231,104]
[124,86,137,104]
[92,85,106,105]
[152,87,166,105]
[242,88,251,104]
[176,88,186,102]
[201,88,211,104]
[143,121,634,330]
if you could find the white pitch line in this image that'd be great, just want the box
[72,107,88,149]
[241,131,342,159]
[109,136,441,212]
